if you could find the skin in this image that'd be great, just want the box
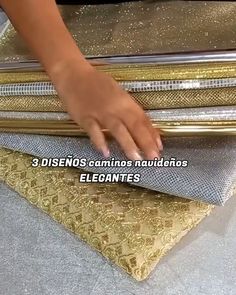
[0,0,163,160]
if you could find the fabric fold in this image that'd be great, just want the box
[0,133,235,205]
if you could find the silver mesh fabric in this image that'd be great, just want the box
[0,82,57,96]
[0,133,235,206]
[2,79,236,96]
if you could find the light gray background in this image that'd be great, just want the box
[0,8,236,295]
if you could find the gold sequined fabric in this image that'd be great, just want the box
[1,2,236,61]
[0,147,213,281]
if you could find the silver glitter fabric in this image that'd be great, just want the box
[147,106,236,122]
[0,111,69,120]
[0,133,235,206]
[0,106,236,121]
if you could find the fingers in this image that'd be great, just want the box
[122,110,162,160]
[82,116,162,160]
[81,113,162,161]
[130,123,160,160]
[156,131,163,152]
[144,116,163,152]
[102,112,161,160]
[82,118,110,158]
[78,103,163,160]
[104,118,143,160]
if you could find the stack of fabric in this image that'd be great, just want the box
[0,2,235,280]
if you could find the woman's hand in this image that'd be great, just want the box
[0,1,162,160]
[51,59,163,160]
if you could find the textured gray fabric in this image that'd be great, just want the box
[1,182,236,295]
[0,133,235,205]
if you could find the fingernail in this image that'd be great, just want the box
[130,151,143,161]
[156,137,163,152]
[101,147,110,158]
[149,150,160,160]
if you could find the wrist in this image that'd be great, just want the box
[47,53,94,83]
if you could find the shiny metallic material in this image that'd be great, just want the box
[0,119,235,137]
[0,106,236,122]
[3,61,236,82]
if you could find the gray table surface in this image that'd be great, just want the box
[0,10,236,295]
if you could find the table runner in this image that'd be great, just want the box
[0,147,213,281]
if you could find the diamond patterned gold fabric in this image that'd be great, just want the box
[0,147,213,280]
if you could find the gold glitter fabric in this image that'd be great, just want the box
[0,147,213,281]
[0,72,50,84]
[1,2,236,61]
[2,62,236,82]
[101,63,236,81]
[1,87,236,111]
[0,95,63,112]
[134,88,236,109]
[1,62,236,82]
[1,2,236,111]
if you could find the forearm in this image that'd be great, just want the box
[0,0,90,76]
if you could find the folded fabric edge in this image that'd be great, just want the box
[139,207,213,281]
[0,140,230,206]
